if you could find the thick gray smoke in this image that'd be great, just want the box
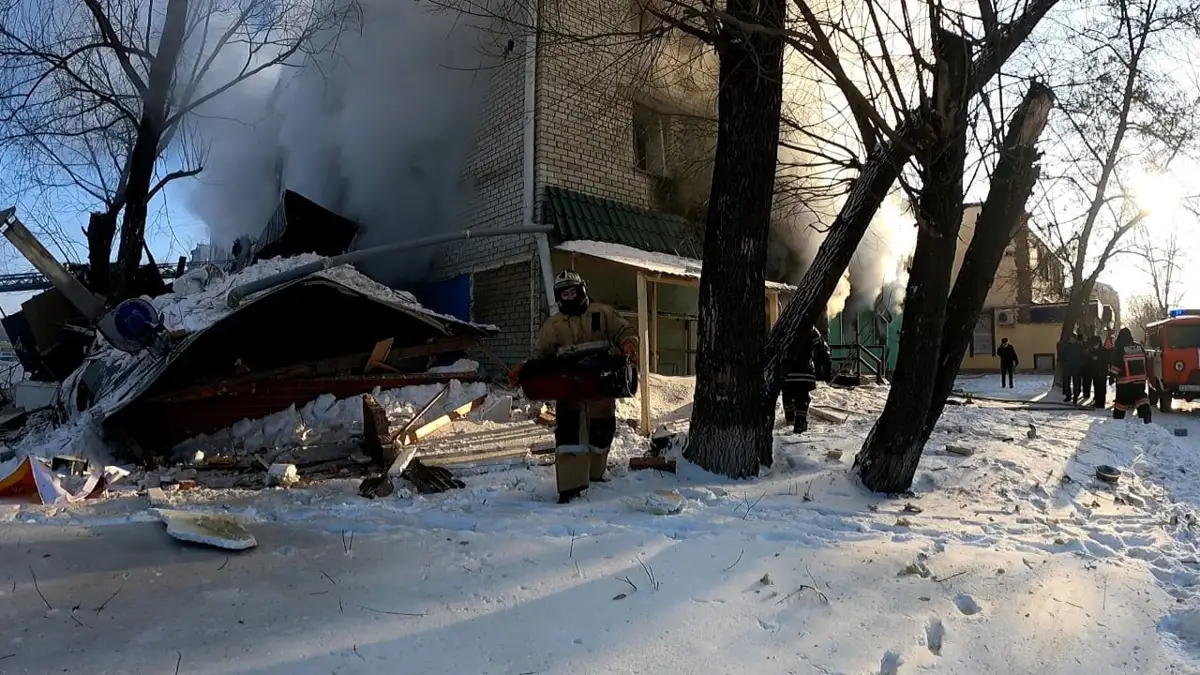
[185,0,500,283]
[768,47,915,320]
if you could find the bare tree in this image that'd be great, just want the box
[0,0,357,296]
[1131,222,1184,317]
[1124,294,1163,340]
[1026,0,1200,351]
[857,82,1055,491]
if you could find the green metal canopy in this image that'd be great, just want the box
[543,186,702,259]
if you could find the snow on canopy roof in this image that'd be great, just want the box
[556,240,795,291]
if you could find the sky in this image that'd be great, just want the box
[0,181,209,315]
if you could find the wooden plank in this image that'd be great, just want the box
[767,290,780,327]
[809,406,848,424]
[392,385,449,443]
[650,281,659,372]
[401,395,486,445]
[364,338,397,374]
[629,456,677,473]
[636,270,651,436]
[422,446,534,467]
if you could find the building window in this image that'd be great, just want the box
[971,313,994,357]
[633,104,669,177]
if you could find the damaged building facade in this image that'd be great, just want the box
[422,0,764,375]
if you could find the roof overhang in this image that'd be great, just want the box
[556,240,795,292]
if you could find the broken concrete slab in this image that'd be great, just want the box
[147,487,170,506]
[479,394,513,423]
[157,509,257,550]
[945,445,975,457]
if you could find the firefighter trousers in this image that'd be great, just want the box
[553,403,617,495]
[782,382,815,433]
[1113,382,1151,423]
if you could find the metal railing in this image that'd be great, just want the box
[0,262,184,294]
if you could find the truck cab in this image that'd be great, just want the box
[1145,309,1200,412]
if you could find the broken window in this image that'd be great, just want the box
[633,104,669,177]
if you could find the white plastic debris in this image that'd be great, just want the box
[266,463,300,487]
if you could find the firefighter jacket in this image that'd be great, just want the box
[534,302,637,360]
[785,328,833,385]
[532,302,638,422]
[1108,341,1149,385]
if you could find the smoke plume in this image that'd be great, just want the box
[185,0,500,283]
[769,49,916,321]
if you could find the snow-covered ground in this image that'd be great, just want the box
[4,377,1200,674]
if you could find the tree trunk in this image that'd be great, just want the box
[756,0,1063,468]
[85,209,119,296]
[921,83,1055,443]
[682,0,786,478]
[113,0,189,300]
[854,29,971,493]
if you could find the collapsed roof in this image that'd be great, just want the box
[60,257,497,453]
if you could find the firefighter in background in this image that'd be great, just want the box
[1108,327,1152,424]
[782,326,833,434]
[513,270,638,504]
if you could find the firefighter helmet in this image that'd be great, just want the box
[554,269,585,294]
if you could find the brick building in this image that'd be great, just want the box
[421,0,735,375]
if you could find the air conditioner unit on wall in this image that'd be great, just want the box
[996,309,1017,326]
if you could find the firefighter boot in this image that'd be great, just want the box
[1138,404,1152,424]
[555,449,590,504]
[793,416,808,435]
[588,448,610,482]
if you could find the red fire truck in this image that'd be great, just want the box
[1145,309,1200,412]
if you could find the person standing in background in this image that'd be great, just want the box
[1078,332,1094,401]
[1086,335,1108,408]
[997,338,1019,389]
[1059,334,1084,403]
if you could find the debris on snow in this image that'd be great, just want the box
[157,509,257,550]
[266,464,300,488]
[629,489,685,515]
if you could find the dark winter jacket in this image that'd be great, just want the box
[1085,340,1106,373]
[786,327,833,385]
[1058,340,1085,375]
[997,343,1019,368]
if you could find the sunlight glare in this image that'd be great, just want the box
[1131,169,1188,224]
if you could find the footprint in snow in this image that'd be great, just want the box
[954,593,982,616]
[925,617,945,655]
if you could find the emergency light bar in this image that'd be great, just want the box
[1169,309,1200,318]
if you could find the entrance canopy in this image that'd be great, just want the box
[556,240,795,292]
[556,239,793,434]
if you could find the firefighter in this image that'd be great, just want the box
[1108,327,1152,424]
[781,326,833,434]
[513,270,638,504]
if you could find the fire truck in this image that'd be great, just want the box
[1145,309,1200,412]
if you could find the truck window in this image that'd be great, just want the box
[1146,329,1161,349]
[1166,325,1200,349]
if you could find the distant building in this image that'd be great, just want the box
[190,243,229,266]
[954,205,1116,373]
